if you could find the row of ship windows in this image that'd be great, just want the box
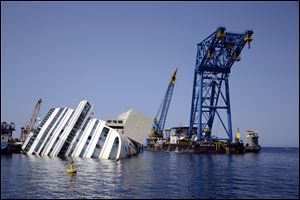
[39,108,70,154]
[34,108,65,153]
[107,120,123,124]
[59,104,91,156]
[24,108,55,152]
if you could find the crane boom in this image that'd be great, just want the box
[151,68,177,138]
[23,98,42,141]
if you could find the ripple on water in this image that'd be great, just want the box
[1,148,299,199]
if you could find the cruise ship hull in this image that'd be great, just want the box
[22,100,139,160]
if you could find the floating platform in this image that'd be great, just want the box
[146,140,245,154]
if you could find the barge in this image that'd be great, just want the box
[146,127,260,154]
[146,139,245,154]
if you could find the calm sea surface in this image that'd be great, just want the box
[1,147,299,199]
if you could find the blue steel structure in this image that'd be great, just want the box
[152,68,178,138]
[188,27,253,142]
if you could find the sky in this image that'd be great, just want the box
[1,1,299,147]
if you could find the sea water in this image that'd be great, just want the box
[1,147,299,199]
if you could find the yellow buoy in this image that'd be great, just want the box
[67,161,77,174]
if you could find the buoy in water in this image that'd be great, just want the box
[67,161,77,174]
[67,169,77,174]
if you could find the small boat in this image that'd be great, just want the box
[1,122,16,155]
[245,130,261,153]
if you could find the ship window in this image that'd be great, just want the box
[108,137,120,160]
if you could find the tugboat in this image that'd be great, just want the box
[245,130,261,152]
[1,122,22,154]
[1,122,15,154]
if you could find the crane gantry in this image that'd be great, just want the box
[188,27,253,142]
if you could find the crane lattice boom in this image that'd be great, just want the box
[152,68,177,138]
[23,98,42,141]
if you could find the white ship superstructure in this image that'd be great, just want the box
[22,100,139,160]
[106,109,153,145]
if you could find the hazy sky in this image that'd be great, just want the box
[1,1,299,147]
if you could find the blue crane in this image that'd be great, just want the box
[151,68,178,139]
[188,27,253,142]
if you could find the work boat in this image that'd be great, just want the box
[22,100,139,160]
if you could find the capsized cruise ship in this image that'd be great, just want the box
[22,100,139,160]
